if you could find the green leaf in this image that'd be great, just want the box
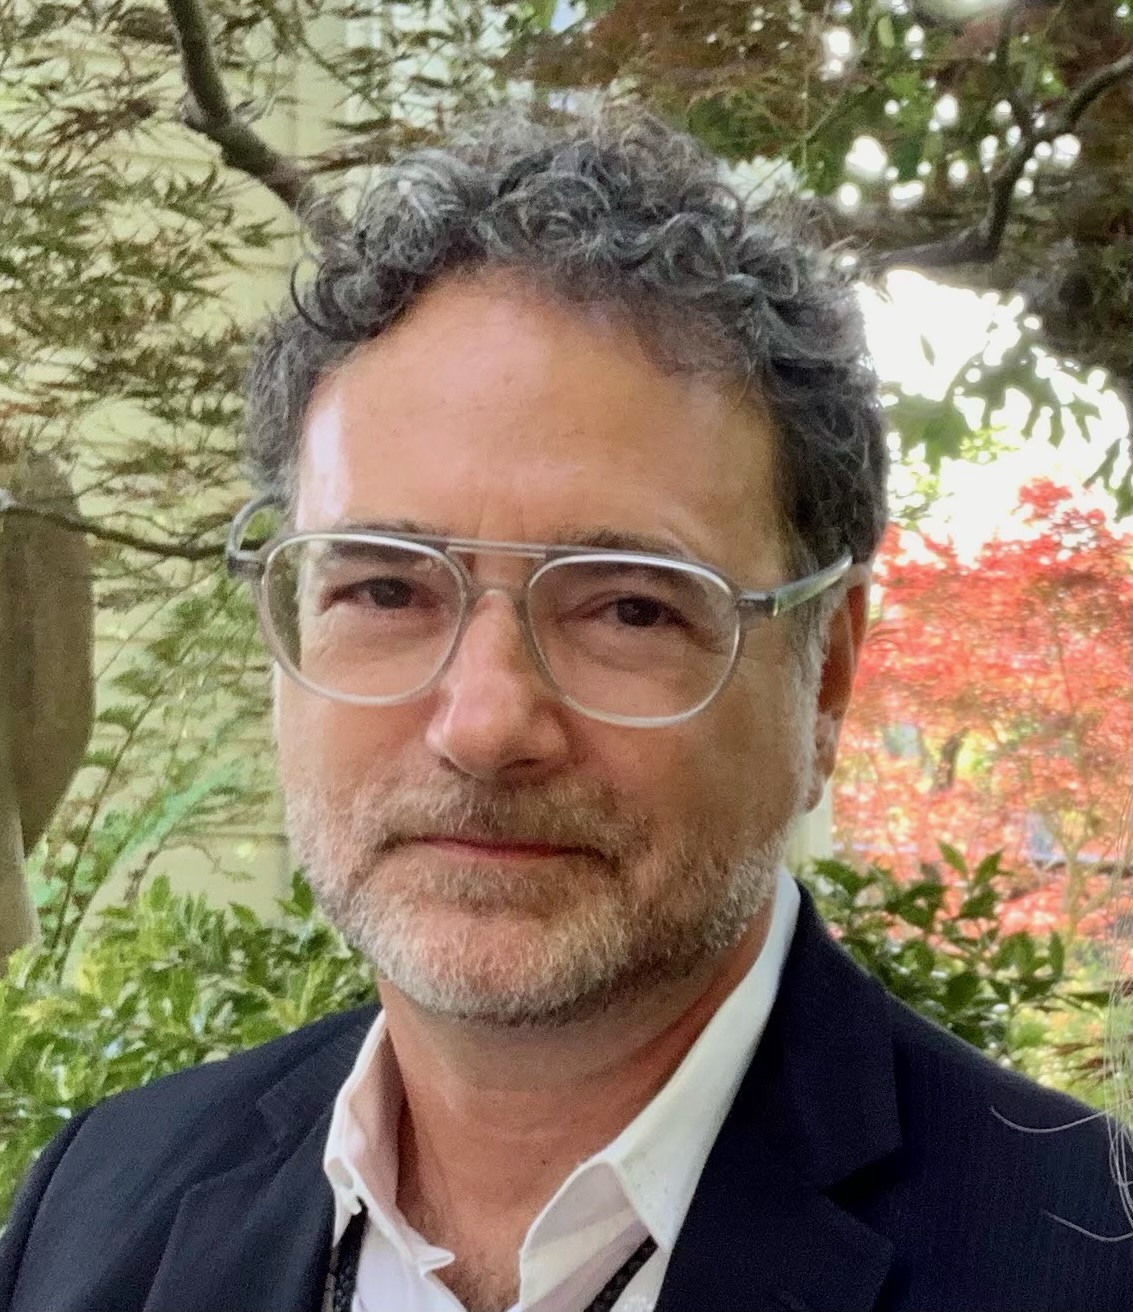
[229,904,261,932]
[957,889,996,920]
[528,0,558,27]
[811,858,873,900]
[894,883,945,931]
[1047,933,1064,979]
[891,128,928,183]
[974,852,1003,881]
[920,408,973,468]
[937,843,967,876]
[283,874,315,919]
[994,933,1037,975]
[944,972,981,1014]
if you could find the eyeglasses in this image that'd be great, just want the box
[226,496,851,728]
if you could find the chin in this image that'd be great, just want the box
[362,905,627,1026]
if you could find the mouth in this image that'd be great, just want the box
[408,834,595,861]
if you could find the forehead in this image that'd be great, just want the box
[294,273,784,577]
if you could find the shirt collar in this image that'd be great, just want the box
[323,868,800,1260]
[528,867,800,1254]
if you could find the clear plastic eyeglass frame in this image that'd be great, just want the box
[226,495,853,729]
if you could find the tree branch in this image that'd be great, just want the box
[0,490,224,562]
[163,0,344,242]
[994,6,1033,138]
[1061,53,1133,128]
[872,49,1132,274]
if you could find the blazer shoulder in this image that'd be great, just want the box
[880,987,1130,1243]
[11,1001,378,1198]
[1,1004,377,1312]
[883,985,1106,1134]
[79,1000,379,1143]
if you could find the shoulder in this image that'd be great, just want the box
[1,1005,377,1311]
[6,1002,377,1224]
[884,983,1116,1166]
[72,1001,377,1148]
[876,989,1130,1307]
[790,887,1122,1200]
[775,894,1129,1309]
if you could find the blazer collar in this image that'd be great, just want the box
[143,1011,376,1312]
[654,887,901,1312]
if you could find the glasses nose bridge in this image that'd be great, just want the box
[442,545,548,677]
[447,588,540,701]
[444,540,547,624]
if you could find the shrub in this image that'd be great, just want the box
[0,875,374,1222]
[802,849,1109,1066]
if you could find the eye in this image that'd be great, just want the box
[322,572,438,614]
[611,595,680,628]
[352,575,416,609]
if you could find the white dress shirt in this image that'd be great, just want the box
[322,868,800,1312]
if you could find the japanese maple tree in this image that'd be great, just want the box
[835,478,1131,941]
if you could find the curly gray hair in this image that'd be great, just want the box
[246,107,888,583]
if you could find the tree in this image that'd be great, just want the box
[500,0,1132,504]
[835,478,1131,941]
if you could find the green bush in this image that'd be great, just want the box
[0,875,374,1222]
[802,849,1109,1068]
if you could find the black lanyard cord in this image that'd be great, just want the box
[330,1209,658,1312]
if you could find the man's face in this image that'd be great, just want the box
[277,272,836,1026]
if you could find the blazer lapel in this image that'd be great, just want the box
[143,1013,375,1312]
[655,890,901,1312]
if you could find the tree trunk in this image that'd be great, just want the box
[0,693,37,962]
[0,455,94,968]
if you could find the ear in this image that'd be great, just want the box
[804,563,871,812]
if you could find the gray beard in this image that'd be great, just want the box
[284,772,788,1028]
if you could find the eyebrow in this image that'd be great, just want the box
[334,517,698,562]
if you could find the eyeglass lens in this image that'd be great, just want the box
[261,537,740,721]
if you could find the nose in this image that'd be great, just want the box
[424,590,570,782]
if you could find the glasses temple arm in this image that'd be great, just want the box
[737,551,854,622]
[225,494,281,580]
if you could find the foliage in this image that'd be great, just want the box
[28,574,273,967]
[803,849,1108,1064]
[1011,959,1129,1110]
[835,477,1132,940]
[0,873,375,1223]
[502,0,1132,504]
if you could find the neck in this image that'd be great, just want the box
[384,902,772,1243]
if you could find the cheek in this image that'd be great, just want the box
[274,682,419,789]
[695,662,809,819]
[584,720,748,847]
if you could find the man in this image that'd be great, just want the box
[1,109,1128,1312]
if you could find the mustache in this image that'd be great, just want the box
[321,775,649,865]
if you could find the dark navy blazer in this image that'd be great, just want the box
[2,889,1129,1311]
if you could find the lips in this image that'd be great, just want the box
[413,834,592,859]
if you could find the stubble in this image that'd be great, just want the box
[284,767,787,1027]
